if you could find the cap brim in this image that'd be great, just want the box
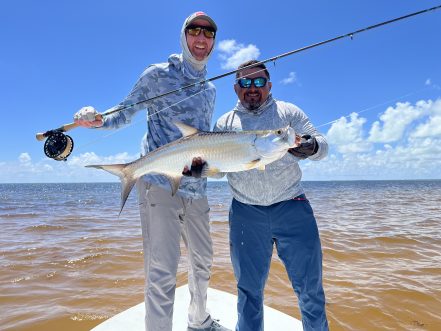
[187,15,217,31]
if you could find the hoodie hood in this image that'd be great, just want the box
[234,93,275,115]
[180,12,216,73]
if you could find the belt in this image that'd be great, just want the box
[292,194,307,201]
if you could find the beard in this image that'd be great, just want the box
[243,93,262,111]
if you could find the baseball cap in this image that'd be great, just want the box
[185,11,217,31]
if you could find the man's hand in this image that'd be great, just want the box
[74,106,104,128]
[182,157,207,178]
[288,134,318,159]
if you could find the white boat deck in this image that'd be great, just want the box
[91,284,303,330]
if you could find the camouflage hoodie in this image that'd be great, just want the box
[214,94,328,206]
[99,20,216,199]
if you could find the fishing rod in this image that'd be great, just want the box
[36,4,441,161]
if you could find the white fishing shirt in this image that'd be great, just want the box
[214,95,328,206]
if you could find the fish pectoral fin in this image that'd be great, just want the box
[164,174,182,196]
[173,121,199,137]
[244,158,262,170]
[257,164,266,171]
[201,165,221,178]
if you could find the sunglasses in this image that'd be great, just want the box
[237,77,268,88]
[186,25,216,38]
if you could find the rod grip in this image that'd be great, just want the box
[35,114,102,141]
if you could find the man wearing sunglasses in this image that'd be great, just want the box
[214,60,329,331]
[73,11,230,331]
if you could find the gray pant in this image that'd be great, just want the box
[137,181,213,330]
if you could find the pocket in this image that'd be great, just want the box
[146,185,172,207]
[191,197,210,216]
[136,179,149,207]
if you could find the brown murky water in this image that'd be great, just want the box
[1,181,440,330]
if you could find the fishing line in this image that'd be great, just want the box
[72,69,430,156]
[315,87,431,129]
[75,67,273,153]
[36,4,441,160]
[100,4,441,118]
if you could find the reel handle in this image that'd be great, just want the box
[35,114,103,141]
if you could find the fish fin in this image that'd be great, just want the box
[86,163,136,216]
[201,165,221,177]
[164,174,182,196]
[174,121,199,137]
[243,158,261,170]
[119,176,137,216]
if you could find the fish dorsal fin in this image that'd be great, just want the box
[174,122,199,137]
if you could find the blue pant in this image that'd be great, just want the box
[229,196,329,331]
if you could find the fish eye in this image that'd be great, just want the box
[276,129,282,135]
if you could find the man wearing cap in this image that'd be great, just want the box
[73,12,230,331]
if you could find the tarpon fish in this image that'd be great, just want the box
[86,122,297,214]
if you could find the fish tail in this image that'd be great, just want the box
[86,164,137,215]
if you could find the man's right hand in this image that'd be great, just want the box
[182,157,207,178]
[74,106,104,128]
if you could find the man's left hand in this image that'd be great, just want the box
[182,157,207,178]
[288,134,318,159]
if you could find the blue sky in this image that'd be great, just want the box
[1,0,440,183]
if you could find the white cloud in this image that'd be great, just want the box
[411,99,441,138]
[280,72,297,85]
[368,101,429,143]
[326,113,372,154]
[217,39,237,53]
[68,152,134,167]
[301,98,441,180]
[3,98,441,183]
[0,152,137,183]
[302,137,441,180]
[19,153,31,164]
[412,116,441,138]
[426,79,441,90]
[217,39,260,70]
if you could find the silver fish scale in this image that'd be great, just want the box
[130,131,262,178]
[86,126,295,213]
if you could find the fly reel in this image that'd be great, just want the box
[43,131,74,161]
